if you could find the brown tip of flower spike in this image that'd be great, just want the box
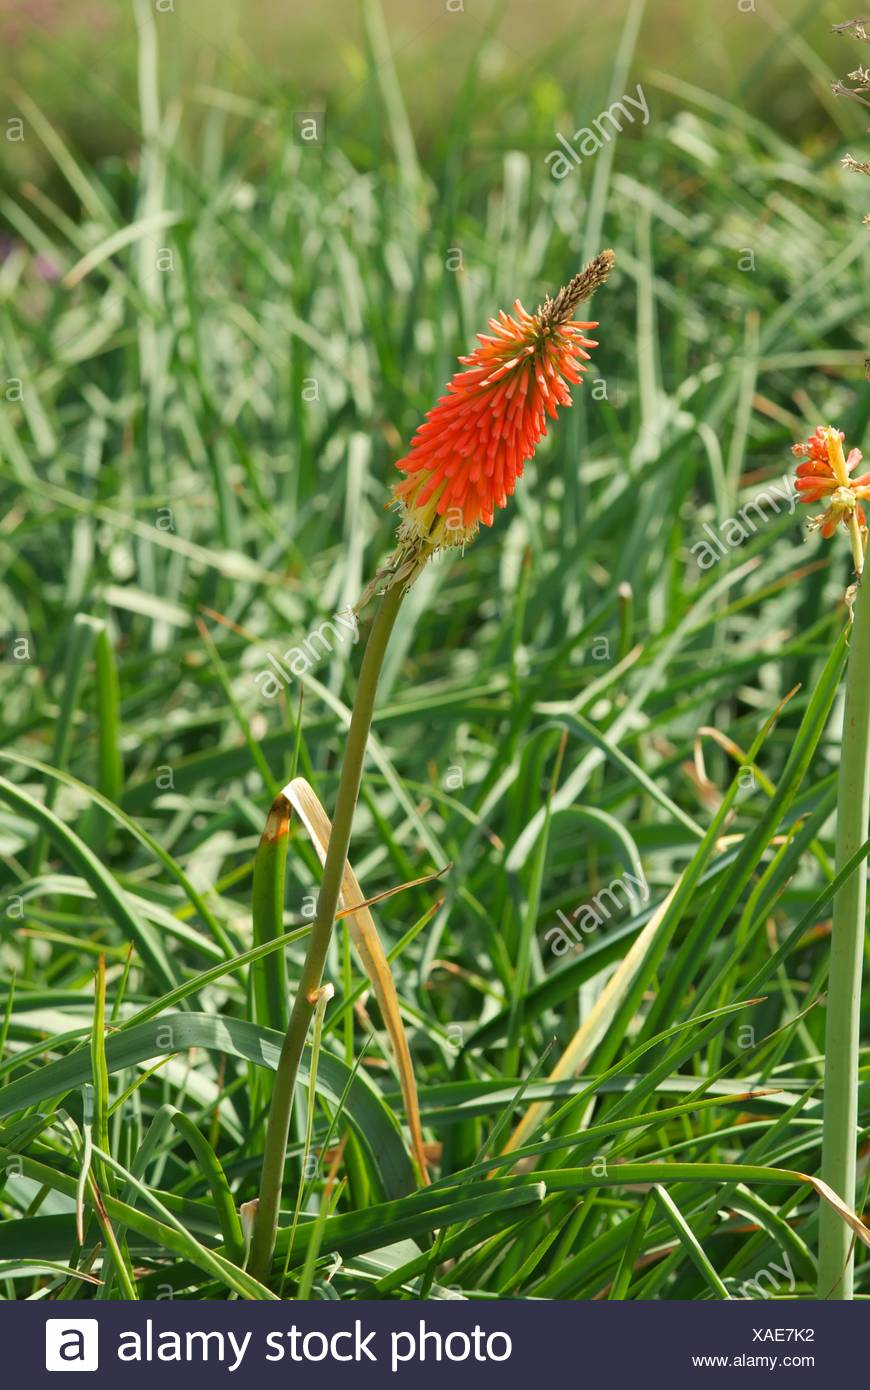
[538,249,616,327]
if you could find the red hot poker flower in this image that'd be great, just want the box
[792,425,870,575]
[382,251,614,590]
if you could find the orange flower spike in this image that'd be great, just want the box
[387,250,615,584]
[792,425,870,575]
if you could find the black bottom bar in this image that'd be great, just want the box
[11,1298,861,1387]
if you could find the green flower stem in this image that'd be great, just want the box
[818,578,870,1299]
[248,580,406,1284]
